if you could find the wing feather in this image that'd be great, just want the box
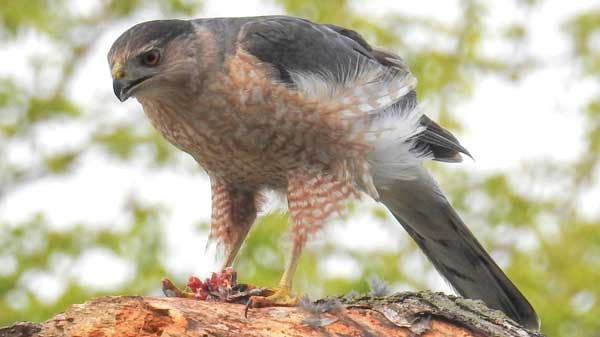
[237,16,469,166]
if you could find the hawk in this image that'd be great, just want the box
[108,16,539,329]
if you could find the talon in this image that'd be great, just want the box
[244,298,252,318]
[244,286,299,317]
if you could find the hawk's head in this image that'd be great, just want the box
[108,19,195,102]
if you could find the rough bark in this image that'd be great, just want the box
[0,291,544,337]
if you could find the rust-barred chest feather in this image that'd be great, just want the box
[138,51,370,190]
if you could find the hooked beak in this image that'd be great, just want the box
[112,76,153,102]
[111,63,151,102]
[113,78,129,102]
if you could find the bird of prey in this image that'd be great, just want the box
[108,16,539,330]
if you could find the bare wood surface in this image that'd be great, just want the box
[0,291,544,337]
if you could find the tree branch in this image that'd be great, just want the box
[0,291,544,337]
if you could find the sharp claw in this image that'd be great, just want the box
[244,298,253,318]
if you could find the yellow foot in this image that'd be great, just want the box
[245,287,300,317]
[161,278,195,298]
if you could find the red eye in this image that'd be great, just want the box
[142,49,160,66]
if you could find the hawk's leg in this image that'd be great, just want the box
[163,180,257,299]
[209,179,258,270]
[246,169,356,310]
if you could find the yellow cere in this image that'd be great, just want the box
[112,63,125,79]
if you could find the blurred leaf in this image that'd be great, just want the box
[0,0,59,36]
[93,125,139,159]
[45,151,79,174]
[503,24,526,41]
[564,10,600,74]
[26,95,80,122]
[93,125,174,163]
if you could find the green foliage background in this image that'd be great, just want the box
[1,1,599,336]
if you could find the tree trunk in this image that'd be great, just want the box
[0,291,544,337]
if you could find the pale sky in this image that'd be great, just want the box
[0,0,598,304]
